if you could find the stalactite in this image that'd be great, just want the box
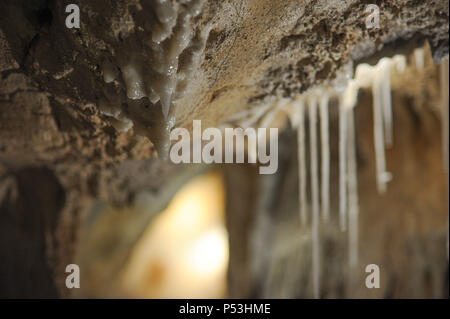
[393,55,407,74]
[296,98,308,225]
[339,80,359,233]
[339,95,348,232]
[308,96,320,299]
[347,107,359,269]
[319,94,330,222]
[372,70,390,194]
[414,48,425,70]
[380,59,394,148]
[309,97,320,222]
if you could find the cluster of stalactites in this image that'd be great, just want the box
[99,0,208,133]
[211,43,448,297]
[230,48,450,298]
[288,54,410,299]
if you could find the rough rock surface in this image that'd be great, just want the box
[1,1,448,149]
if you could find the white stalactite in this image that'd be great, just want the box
[393,55,407,74]
[319,94,330,222]
[296,99,308,225]
[308,97,320,299]
[347,107,359,269]
[339,95,348,232]
[414,48,425,70]
[338,79,359,232]
[380,59,394,148]
[372,70,390,194]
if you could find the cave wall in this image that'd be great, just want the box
[0,0,448,298]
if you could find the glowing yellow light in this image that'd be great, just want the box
[121,171,228,298]
[188,227,229,275]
